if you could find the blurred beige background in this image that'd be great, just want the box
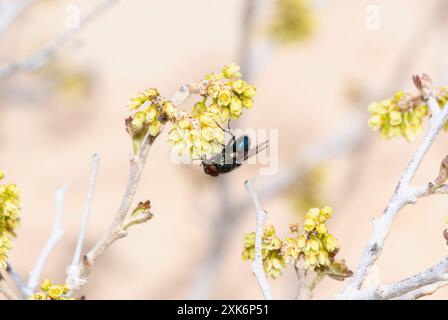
[1,0,448,299]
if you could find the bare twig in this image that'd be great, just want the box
[0,0,35,37]
[0,0,119,79]
[65,84,194,294]
[340,257,448,300]
[395,281,448,300]
[341,94,448,296]
[66,154,100,290]
[245,178,272,300]
[6,263,29,298]
[27,183,69,294]
[294,259,311,300]
[0,272,19,300]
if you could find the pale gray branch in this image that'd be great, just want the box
[0,0,34,37]
[342,96,448,296]
[0,0,118,79]
[340,257,448,300]
[245,178,272,300]
[66,154,100,290]
[65,84,193,294]
[27,183,69,294]
[0,272,19,300]
[396,281,448,300]
[6,263,29,298]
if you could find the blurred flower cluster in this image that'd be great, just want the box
[270,0,315,43]
[242,207,352,281]
[31,279,74,300]
[289,166,326,213]
[0,171,20,269]
[368,86,448,142]
[125,64,256,159]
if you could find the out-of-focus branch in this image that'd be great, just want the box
[341,94,448,296]
[66,154,100,290]
[26,183,70,294]
[65,84,196,294]
[0,0,35,37]
[6,263,28,298]
[245,178,272,300]
[0,273,19,300]
[0,0,119,79]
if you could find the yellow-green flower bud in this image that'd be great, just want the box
[148,121,161,137]
[41,279,52,291]
[48,285,64,299]
[243,85,256,98]
[316,223,328,234]
[218,89,232,106]
[242,98,254,109]
[389,111,402,126]
[32,293,47,300]
[304,218,315,232]
[131,112,146,130]
[230,97,243,118]
[222,63,241,79]
[231,79,247,95]
[192,101,207,116]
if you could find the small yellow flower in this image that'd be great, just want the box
[48,285,64,299]
[32,293,48,300]
[131,111,146,130]
[192,101,207,116]
[41,279,52,291]
[218,89,232,106]
[318,250,330,266]
[222,63,241,79]
[306,207,320,219]
[324,234,339,253]
[148,121,161,137]
[230,97,243,118]
[242,98,254,109]
[389,111,402,126]
[145,107,158,123]
[316,223,328,234]
[231,79,247,95]
[320,206,333,220]
[303,218,315,232]
[243,85,256,98]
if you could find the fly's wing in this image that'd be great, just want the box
[201,150,223,165]
[233,140,269,165]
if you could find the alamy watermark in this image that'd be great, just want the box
[169,128,279,176]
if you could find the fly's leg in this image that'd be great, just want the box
[214,120,236,148]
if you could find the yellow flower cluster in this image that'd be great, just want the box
[270,0,315,43]
[368,92,428,142]
[126,64,256,159]
[31,279,74,300]
[242,207,351,280]
[0,171,20,269]
[168,64,256,158]
[242,225,285,278]
[126,88,176,154]
[368,86,448,142]
[289,166,326,213]
[285,207,339,269]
